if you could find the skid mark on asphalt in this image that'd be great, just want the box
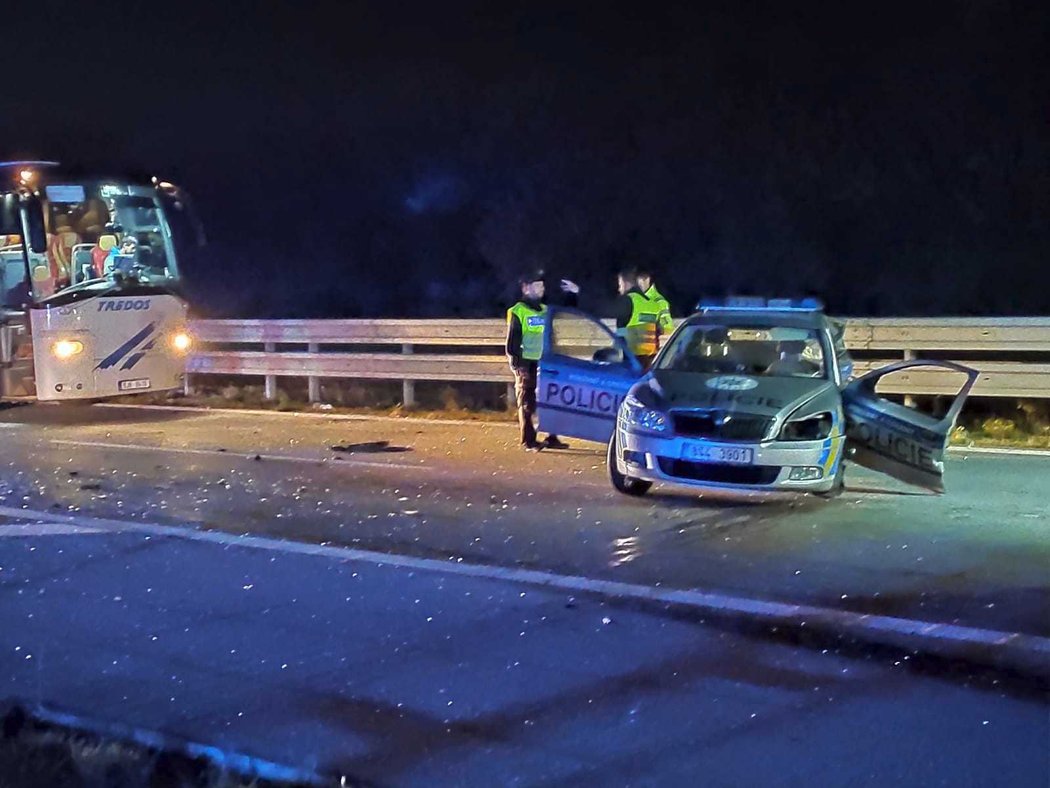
[709,513,753,530]
[49,439,423,471]
[656,510,750,539]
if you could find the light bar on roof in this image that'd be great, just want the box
[695,296,825,312]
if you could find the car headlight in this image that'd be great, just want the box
[51,339,84,360]
[779,412,833,441]
[621,394,670,434]
[170,332,192,353]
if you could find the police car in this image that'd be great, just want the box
[535,298,978,497]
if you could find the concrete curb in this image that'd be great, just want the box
[3,504,1047,683]
[1,701,337,786]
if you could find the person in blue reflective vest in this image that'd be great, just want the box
[505,270,579,451]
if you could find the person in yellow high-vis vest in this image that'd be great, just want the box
[612,269,660,369]
[505,270,579,450]
[636,268,673,348]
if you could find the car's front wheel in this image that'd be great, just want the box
[608,431,652,497]
[815,461,845,499]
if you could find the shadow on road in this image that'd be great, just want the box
[0,402,197,428]
[330,440,412,454]
[827,583,1050,638]
[645,487,812,510]
[845,484,935,497]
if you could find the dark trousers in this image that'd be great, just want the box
[512,364,539,445]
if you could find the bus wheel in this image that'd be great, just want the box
[608,432,652,497]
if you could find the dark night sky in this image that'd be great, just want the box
[3,1,1047,317]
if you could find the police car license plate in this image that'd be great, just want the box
[118,378,151,391]
[680,443,753,464]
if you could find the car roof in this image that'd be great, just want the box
[682,309,829,330]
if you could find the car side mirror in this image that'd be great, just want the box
[0,194,20,235]
[593,346,624,365]
[23,195,47,254]
[0,194,46,254]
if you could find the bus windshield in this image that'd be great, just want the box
[1,181,182,307]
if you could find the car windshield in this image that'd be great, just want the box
[656,322,828,379]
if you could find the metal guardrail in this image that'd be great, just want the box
[186,317,1050,404]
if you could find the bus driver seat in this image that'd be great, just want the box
[91,234,118,277]
[47,216,80,287]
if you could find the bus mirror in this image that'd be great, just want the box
[0,194,20,235]
[158,184,207,247]
[23,194,47,254]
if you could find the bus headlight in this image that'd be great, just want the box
[51,339,84,360]
[171,332,192,353]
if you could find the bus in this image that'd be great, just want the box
[0,162,202,402]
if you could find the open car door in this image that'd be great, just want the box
[842,360,979,493]
[536,307,644,444]
[827,318,854,382]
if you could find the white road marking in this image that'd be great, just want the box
[949,446,1050,458]
[0,522,103,536]
[0,504,1045,667]
[94,402,518,429]
[47,438,610,490]
[93,404,1050,458]
[48,439,423,471]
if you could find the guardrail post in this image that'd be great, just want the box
[903,348,915,407]
[401,344,415,408]
[264,341,277,401]
[307,342,321,403]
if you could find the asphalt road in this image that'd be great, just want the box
[0,402,1047,638]
[0,514,1046,786]
[0,402,1047,785]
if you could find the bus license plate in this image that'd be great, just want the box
[681,443,753,465]
[119,378,151,391]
